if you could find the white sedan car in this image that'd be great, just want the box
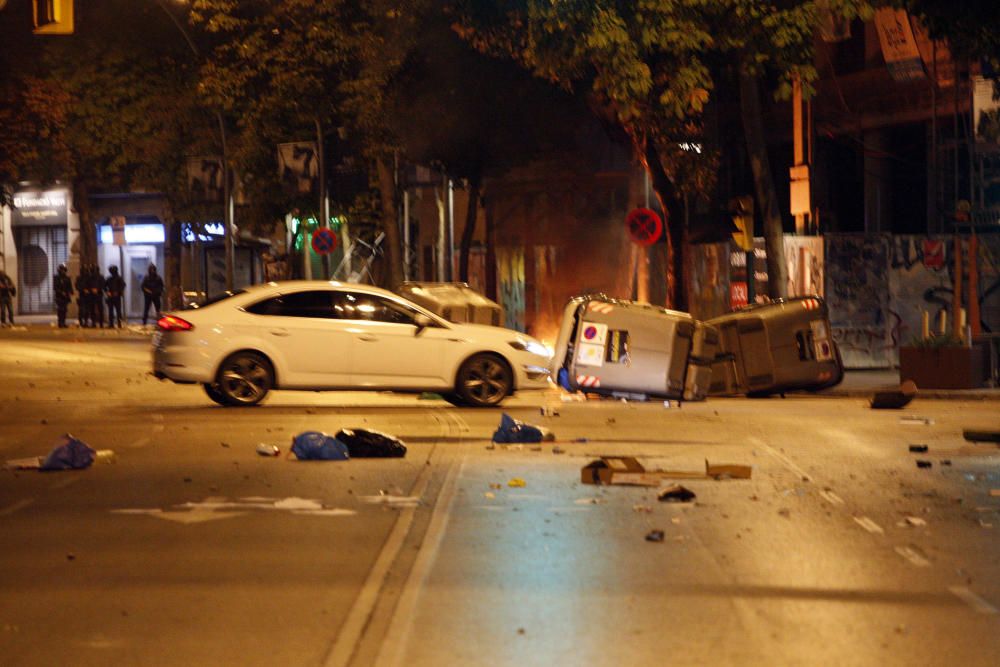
[152,281,552,407]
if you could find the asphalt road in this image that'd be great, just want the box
[1,328,1000,666]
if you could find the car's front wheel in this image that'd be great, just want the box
[215,351,273,407]
[203,382,227,406]
[454,353,512,408]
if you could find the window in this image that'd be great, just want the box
[332,292,420,325]
[247,291,334,318]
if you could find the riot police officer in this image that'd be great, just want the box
[86,266,104,328]
[53,264,73,328]
[140,264,164,326]
[104,266,126,327]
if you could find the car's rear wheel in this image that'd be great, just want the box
[454,353,512,408]
[215,351,273,407]
[203,382,227,406]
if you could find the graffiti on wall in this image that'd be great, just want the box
[824,235,894,368]
[496,246,525,332]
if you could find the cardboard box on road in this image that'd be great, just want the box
[581,457,752,485]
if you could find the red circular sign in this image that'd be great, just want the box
[626,208,663,246]
[311,228,339,255]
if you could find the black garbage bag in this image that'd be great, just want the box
[335,428,407,458]
[40,434,95,471]
[492,413,545,444]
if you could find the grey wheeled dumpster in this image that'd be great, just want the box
[707,296,844,396]
[550,295,717,401]
[396,282,503,326]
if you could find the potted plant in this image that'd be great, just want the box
[899,335,988,390]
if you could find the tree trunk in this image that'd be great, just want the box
[376,158,404,290]
[739,69,787,300]
[164,211,182,311]
[643,140,686,311]
[458,176,481,283]
[484,196,497,301]
[72,179,95,266]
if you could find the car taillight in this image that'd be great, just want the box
[157,315,194,331]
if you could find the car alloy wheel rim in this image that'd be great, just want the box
[463,358,507,403]
[221,357,268,402]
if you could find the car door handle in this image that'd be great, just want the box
[269,329,290,337]
[357,334,377,342]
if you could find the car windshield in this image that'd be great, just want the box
[184,289,246,310]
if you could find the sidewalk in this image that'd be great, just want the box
[2,314,153,339]
[817,368,1000,401]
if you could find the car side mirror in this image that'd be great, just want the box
[413,313,431,336]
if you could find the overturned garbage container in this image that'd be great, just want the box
[707,296,844,396]
[396,282,502,326]
[550,295,717,401]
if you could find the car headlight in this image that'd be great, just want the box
[508,339,552,358]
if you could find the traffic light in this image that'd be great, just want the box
[33,0,73,34]
[729,196,754,251]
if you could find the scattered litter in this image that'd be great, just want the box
[645,529,665,542]
[290,431,349,461]
[606,418,616,425]
[572,438,588,443]
[507,478,526,488]
[581,456,751,485]
[220,442,230,448]
[900,416,934,425]
[908,444,929,453]
[336,428,407,458]
[658,485,696,503]
[492,413,553,444]
[489,483,502,490]
[484,492,495,499]
[979,519,993,529]
[941,459,952,466]
[5,457,42,470]
[485,443,496,450]
[94,449,117,464]
[256,443,280,457]
[530,445,543,452]
[964,430,1000,444]
[671,517,682,525]
[40,434,95,471]
[632,504,653,513]
[778,508,791,518]
[552,446,565,455]
[870,380,917,410]
[539,406,559,417]
[574,497,605,505]
[905,516,927,527]
[916,460,933,469]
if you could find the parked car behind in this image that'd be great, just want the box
[152,281,551,407]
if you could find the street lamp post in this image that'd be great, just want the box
[154,0,235,292]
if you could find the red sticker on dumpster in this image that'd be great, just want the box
[584,325,598,340]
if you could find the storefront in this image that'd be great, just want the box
[5,185,76,315]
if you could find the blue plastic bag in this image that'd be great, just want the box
[491,413,544,444]
[291,431,349,461]
[40,434,95,471]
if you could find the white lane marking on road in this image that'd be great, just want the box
[818,489,845,506]
[374,446,469,667]
[853,516,885,534]
[949,586,999,614]
[323,447,442,667]
[759,442,813,482]
[895,546,931,567]
[0,499,35,516]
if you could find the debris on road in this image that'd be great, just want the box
[5,456,42,470]
[870,380,917,410]
[290,431,349,461]
[964,430,1000,444]
[632,504,653,513]
[359,493,421,507]
[908,444,929,453]
[539,406,559,417]
[336,428,407,458]
[492,413,553,444]
[900,416,934,425]
[94,449,117,464]
[904,516,927,527]
[40,434,95,471]
[256,443,280,457]
[581,456,751,485]
[552,446,566,455]
[645,529,665,542]
[657,485,696,503]
[916,460,933,469]
[507,477,526,488]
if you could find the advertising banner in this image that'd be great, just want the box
[11,188,69,227]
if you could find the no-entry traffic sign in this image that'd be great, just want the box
[311,227,339,255]
[625,208,663,246]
